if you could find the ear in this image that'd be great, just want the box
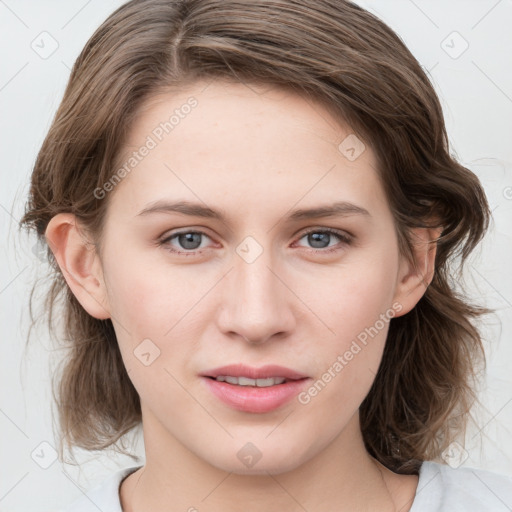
[45,213,111,320]
[392,226,443,317]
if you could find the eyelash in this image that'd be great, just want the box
[158,227,352,256]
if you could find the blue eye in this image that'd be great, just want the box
[159,228,351,256]
[295,228,352,252]
[161,231,212,253]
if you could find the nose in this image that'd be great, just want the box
[216,247,296,345]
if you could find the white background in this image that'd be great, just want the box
[1,1,511,510]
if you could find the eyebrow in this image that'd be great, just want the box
[136,200,370,222]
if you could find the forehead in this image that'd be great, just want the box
[106,80,388,224]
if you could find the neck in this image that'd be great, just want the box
[120,410,418,512]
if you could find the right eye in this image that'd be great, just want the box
[159,230,214,254]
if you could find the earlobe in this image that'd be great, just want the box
[45,213,111,320]
[392,226,443,317]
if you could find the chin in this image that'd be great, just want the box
[202,442,309,476]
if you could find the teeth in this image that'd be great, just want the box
[214,376,287,387]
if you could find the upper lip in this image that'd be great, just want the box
[202,364,308,381]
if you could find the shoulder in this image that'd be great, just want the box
[411,461,512,512]
[57,465,142,512]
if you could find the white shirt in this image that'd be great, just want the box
[59,461,512,511]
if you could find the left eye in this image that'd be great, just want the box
[295,229,351,251]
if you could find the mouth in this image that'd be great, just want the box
[202,363,308,381]
[209,375,291,387]
[200,364,310,413]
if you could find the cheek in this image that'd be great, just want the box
[300,246,399,340]
[295,245,400,405]
[100,253,173,378]
[103,264,190,408]
[107,273,162,335]
[102,245,189,334]
[102,248,209,379]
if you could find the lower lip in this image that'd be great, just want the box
[202,377,310,413]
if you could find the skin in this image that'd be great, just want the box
[46,80,441,511]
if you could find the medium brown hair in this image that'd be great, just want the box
[20,0,491,473]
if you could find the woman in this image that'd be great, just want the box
[20,0,512,510]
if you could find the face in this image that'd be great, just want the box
[94,80,411,474]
